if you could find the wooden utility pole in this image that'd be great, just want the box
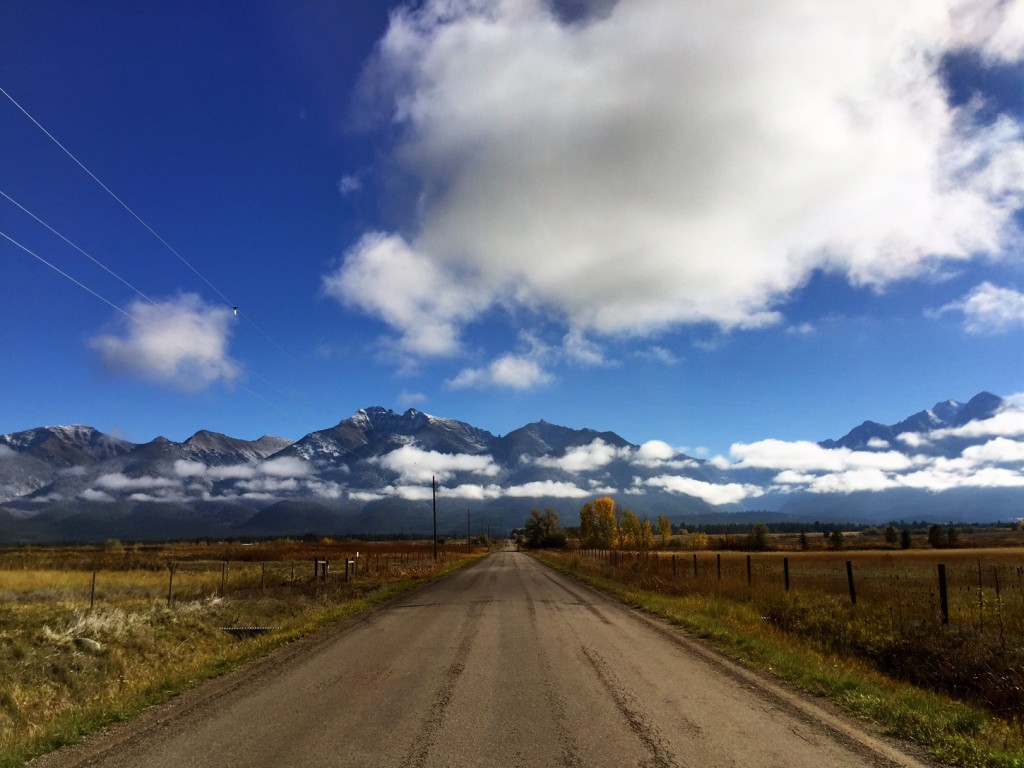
[432,475,438,561]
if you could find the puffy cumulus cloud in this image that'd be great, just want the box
[730,440,916,472]
[372,444,501,484]
[94,473,179,492]
[128,490,187,504]
[643,475,762,505]
[236,477,300,493]
[174,460,259,481]
[447,353,552,391]
[80,488,114,502]
[504,480,593,498]
[532,439,630,473]
[89,294,239,391]
[866,437,891,450]
[332,0,1024,361]
[763,435,1024,494]
[902,406,1024,445]
[961,437,1024,463]
[322,233,491,357]
[936,282,1024,333]
[631,440,699,470]
[258,456,313,478]
[442,483,503,500]
[173,460,207,478]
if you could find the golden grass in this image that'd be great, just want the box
[0,540,486,768]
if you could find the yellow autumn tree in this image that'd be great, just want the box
[589,495,618,548]
[657,515,672,547]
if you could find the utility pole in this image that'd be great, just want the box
[468,509,472,554]
[432,475,438,561]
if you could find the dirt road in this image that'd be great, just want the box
[33,549,933,767]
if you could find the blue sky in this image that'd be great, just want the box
[2,0,1023,458]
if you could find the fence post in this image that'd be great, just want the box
[167,563,175,607]
[746,555,752,588]
[693,553,698,577]
[90,571,97,610]
[345,559,350,582]
[221,561,227,596]
[717,553,722,581]
[783,557,790,592]
[938,563,949,625]
[672,554,677,577]
[846,560,857,605]
[261,562,266,591]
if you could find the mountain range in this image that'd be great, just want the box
[0,393,1020,542]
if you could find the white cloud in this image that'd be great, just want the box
[333,0,1024,361]
[630,440,699,470]
[635,440,675,463]
[80,488,114,502]
[441,483,503,500]
[258,456,312,478]
[0,445,14,459]
[338,174,362,195]
[562,329,607,366]
[447,353,552,390]
[960,437,1024,464]
[173,460,207,478]
[532,438,630,473]
[643,475,762,505]
[89,294,239,391]
[866,437,891,449]
[236,477,300,493]
[397,389,428,407]
[94,473,178,491]
[936,282,1024,333]
[730,439,916,472]
[371,444,500,484]
[504,480,592,498]
[634,346,679,366]
[322,232,490,357]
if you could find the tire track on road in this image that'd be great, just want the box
[579,645,681,768]
[521,567,583,768]
[401,600,484,768]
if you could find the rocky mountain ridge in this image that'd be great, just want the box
[0,393,1020,542]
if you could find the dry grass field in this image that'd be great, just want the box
[552,537,1024,766]
[0,539,481,768]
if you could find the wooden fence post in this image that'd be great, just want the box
[846,560,857,605]
[90,571,97,610]
[672,554,677,577]
[783,557,790,592]
[746,555,752,588]
[167,563,175,607]
[717,553,722,581]
[693,553,698,577]
[221,561,227,596]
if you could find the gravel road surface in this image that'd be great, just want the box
[33,548,934,767]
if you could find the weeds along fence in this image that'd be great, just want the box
[570,547,1024,727]
[572,548,1024,626]
[0,544,451,609]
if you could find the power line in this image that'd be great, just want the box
[1,230,292,417]
[1,189,160,308]
[0,84,297,364]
